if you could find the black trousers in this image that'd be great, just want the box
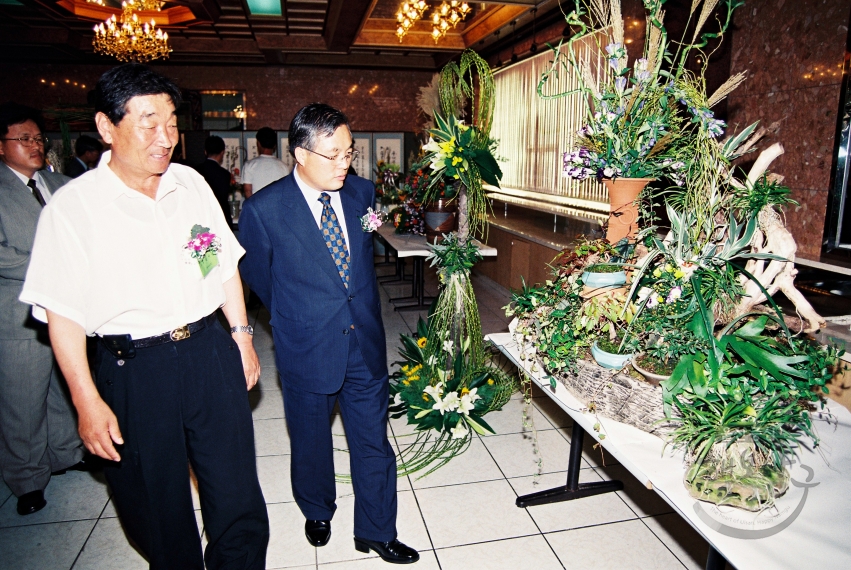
[95,319,269,570]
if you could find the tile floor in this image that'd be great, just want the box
[0,260,728,569]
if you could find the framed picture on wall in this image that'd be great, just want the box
[277,131,295,172]
[211,131,244,183]
[373,133,404,173]
[244,131,258,161]
[352,133,372,181]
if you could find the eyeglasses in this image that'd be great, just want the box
[302,147,359,165]
[1,135,48,147]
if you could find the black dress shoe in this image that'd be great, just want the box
[305,520,331,547]
[17,490,46,516]
[52,454,104,476]
[354,537,419,564]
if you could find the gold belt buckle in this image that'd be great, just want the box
[170,325,190,342]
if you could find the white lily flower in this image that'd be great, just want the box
[442,340,454,353]
[393,393,402,406]
[423,382,443,401]
[457,388,481,416]
[450,419,468,440]
[434,391,460,415]
[422,137,441,154]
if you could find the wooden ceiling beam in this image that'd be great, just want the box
[255,33,328,51]
[166,37,260,53]
[461,5,528,46]
[323,0,372,52]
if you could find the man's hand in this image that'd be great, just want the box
[222,271,261,390]
[76,395,124,461]
[46,309,123,461]
[233,333,260,390]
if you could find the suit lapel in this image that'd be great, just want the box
[277,175,349,293]
[0,163,43,217]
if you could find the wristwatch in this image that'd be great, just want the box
[230,325,254,336]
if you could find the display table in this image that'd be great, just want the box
[485,332,851,570]
[375,225,496,310]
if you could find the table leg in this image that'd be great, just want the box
[705,546,727,570]
[375,235,395,268]
[379,258,411,284]
[393,257,435,311]
[515,424,624,507]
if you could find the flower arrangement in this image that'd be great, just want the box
[543,0,742,184]
[389,201,426,236]
[388,318,516,477]
[359,208,385,233]
[386,50,518,479]
[184,224,221,278]
[374,160,404,206]
[184,225,220,259]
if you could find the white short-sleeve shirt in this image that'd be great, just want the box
[242,155,290,193]
[19,151,244,339]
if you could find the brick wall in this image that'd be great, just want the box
[0,63,435,133]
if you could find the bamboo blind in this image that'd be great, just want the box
[490,33,609,215]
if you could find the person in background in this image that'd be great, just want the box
[64,135,103,178]
[0,102,90,517]
[241,126,289,198]
[195,135,233,228]
[20,64,269,569]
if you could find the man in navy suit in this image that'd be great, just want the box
[238,104,417,564]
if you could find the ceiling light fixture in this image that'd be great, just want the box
[92,0,170,63]
[396,1,430,42]
[430,1,471,43]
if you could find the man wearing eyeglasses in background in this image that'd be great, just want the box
[239,103,419,564]
[0,102,89,517]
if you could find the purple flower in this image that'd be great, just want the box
[666,286,682,304]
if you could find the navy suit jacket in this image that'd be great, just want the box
[238,172,387,394]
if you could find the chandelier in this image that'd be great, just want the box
[395,1,430,42]
[92,0,171,63]
[431,2,471,43]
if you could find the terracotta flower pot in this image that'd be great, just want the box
[603,178,653,244]
[424,198,457,244]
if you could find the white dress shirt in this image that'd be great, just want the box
[293,165,351,259]
[8,168,49,204]
[20,151,244,338]
[242,154,290,193]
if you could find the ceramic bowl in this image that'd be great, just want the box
[591,341,634,369]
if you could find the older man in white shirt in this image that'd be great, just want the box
[20,64,269,570]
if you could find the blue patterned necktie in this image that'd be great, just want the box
[319,192,350,288]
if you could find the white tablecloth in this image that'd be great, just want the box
[486,332,851,570]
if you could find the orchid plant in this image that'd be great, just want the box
[544,0,742,183]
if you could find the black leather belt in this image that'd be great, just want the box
[100,313,218,359]
[132,313,218,348]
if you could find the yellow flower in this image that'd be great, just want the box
[402,380,410,386]
[652,268,662,278]
[487,379,494,385]
[417,337,427,348]
[674,269,685,279]
[422,394,430,402]
[461,387,470,396]
[451,156,463,166]
[664,264,673,273]
[401,365,410,373]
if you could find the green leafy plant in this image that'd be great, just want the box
[387,319,516,478]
